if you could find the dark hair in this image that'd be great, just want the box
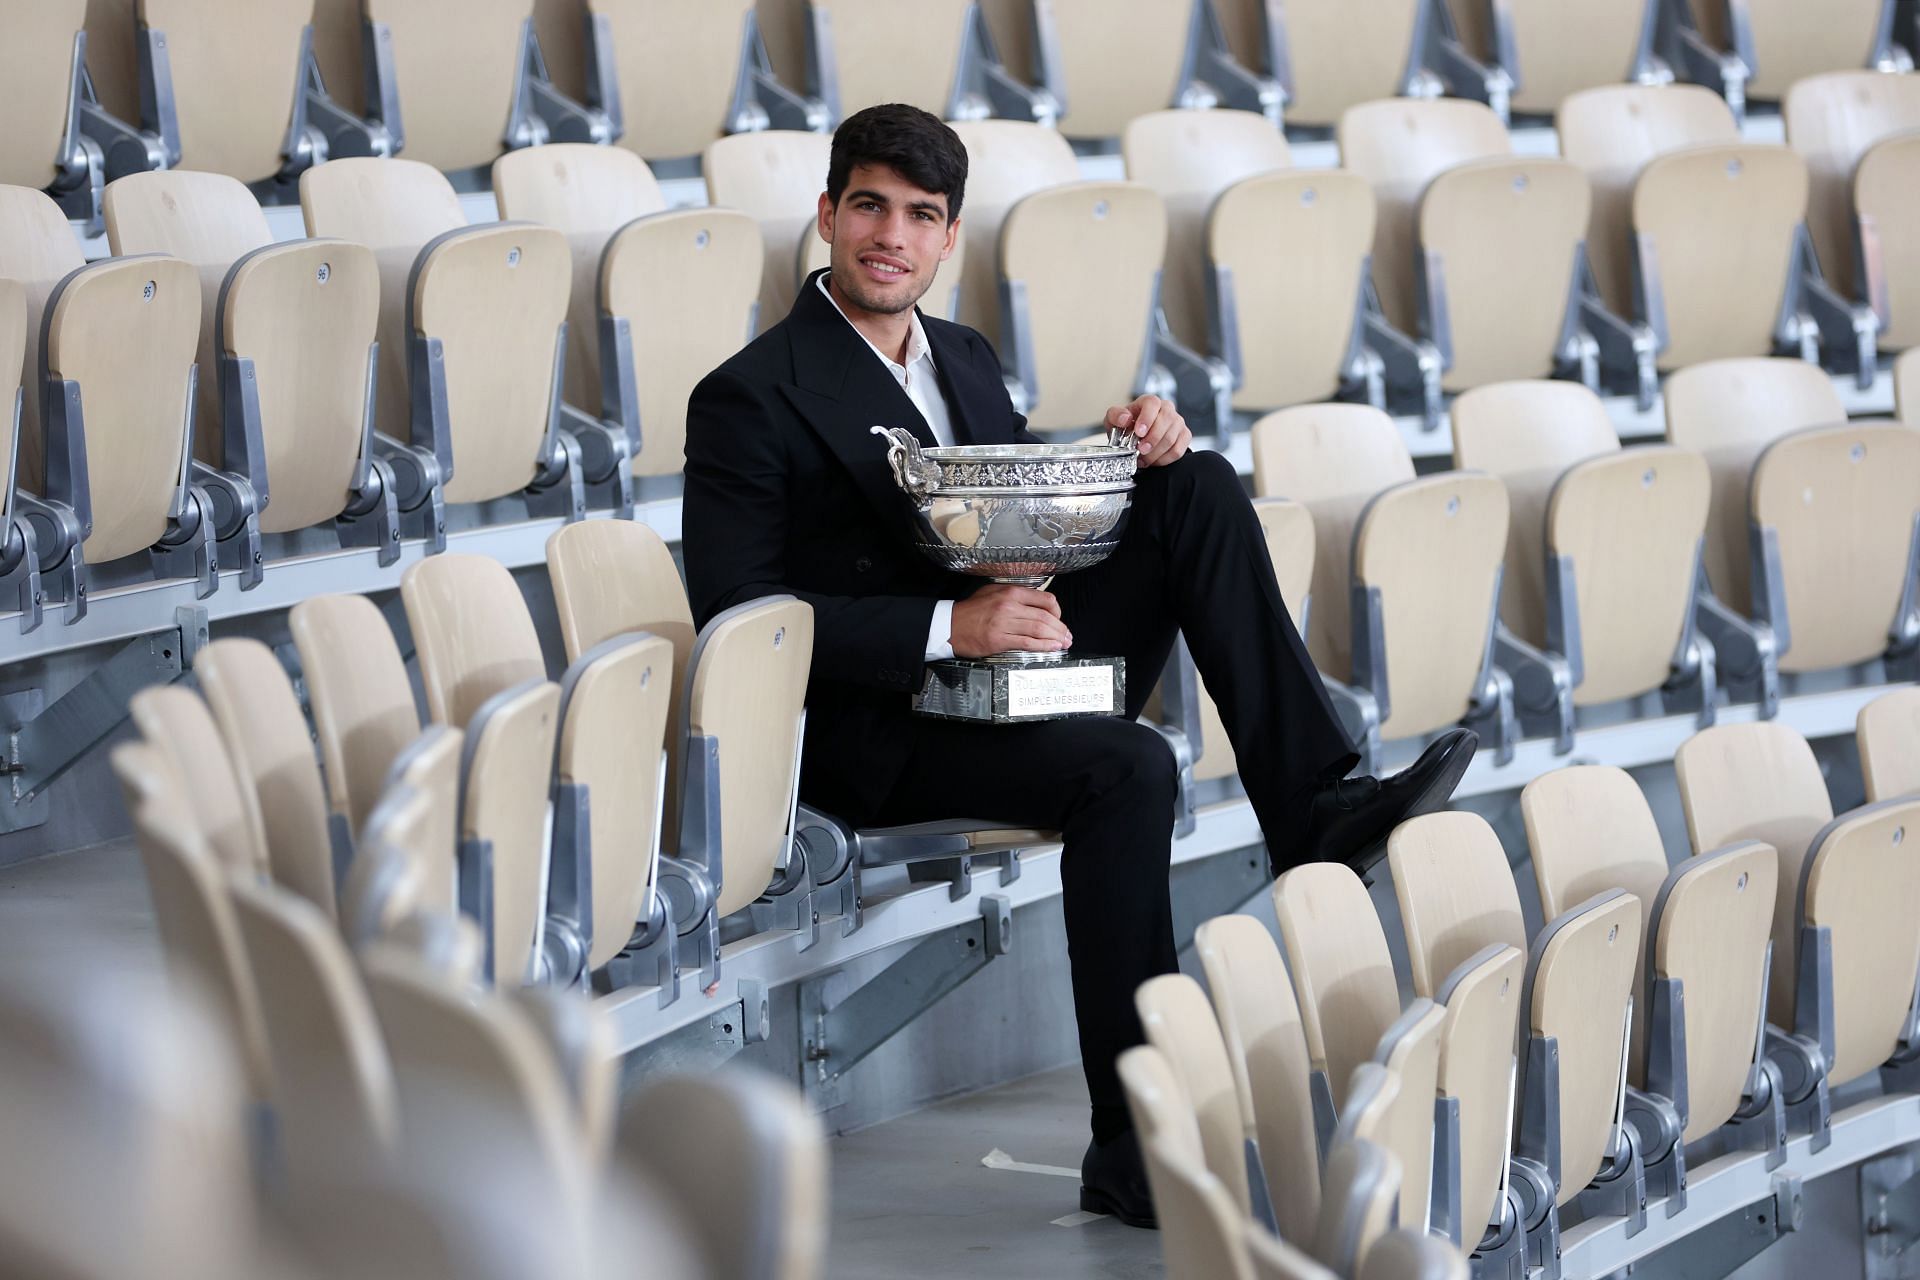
[826,104,969,223]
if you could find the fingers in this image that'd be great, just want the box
[1141,420,1193,467]
[1104,404,1135,435]
[984,584,1061,616]
[996,605,1072,650]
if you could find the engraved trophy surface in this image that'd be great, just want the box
[871,425,1137,722]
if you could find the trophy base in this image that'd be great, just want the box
[913,654,1126,724]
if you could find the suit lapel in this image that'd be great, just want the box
[923,320,1015,446]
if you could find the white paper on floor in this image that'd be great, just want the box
[1050,1211,1107,1228]
[980,1148,1081,1179]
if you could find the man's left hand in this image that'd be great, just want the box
[1105,395,1191,468]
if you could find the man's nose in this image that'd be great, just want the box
[874,212,910,247]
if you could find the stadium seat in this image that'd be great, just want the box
[1556,84,1739,321]
[1685,0,1906,104]
[228,879,400,1188]
[0,1,104,221]
[1253,403,1511,767]
[105,169,395,573]
[1136,973,1265,1227]
[195,638,342,922]
[1314,1135,1402,1276]
[126,684,267,879]
[803,0,1056,126]
[1350,1230,1471,1280]
[340,751,454,945]
[1329,1055,1429,1242]
[1340,98,1597,396]
[0,184,209,613]
[703,130,835,333]
[1193,913,1322,1243]
[288,592,422,837]
[1857,685,1920,800]
[1521,763,1784,1205]
[1855,130,1920,353]
[1450,380,1713,742]
[303,156,586,529]
[1247,0,1445,130]
[109,738,274,1105]
[1445,0,1666,117]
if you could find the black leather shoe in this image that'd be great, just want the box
[1295,728,1478,882]
[1080,1129,1157,1229]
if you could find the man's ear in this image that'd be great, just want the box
[941,214,960,262]
[816,191,836,246]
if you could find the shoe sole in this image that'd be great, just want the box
[1079,1185,1158,1230]
[1352,730,1479,885]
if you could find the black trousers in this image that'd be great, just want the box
[857,450,1356,1137]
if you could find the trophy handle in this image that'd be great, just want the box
[1105,424,1141,452]
[870,425,940,508]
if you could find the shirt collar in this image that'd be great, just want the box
[817,272,935,374]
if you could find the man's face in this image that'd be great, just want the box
[817,163,960,317]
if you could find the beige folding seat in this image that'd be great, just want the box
[1521,763,1784,1206]
[339,741,464,946]
[1447,0,1664,117]
[1451,380,1712,734]
[1858,686,1920,801]
[1748,421,1920,674]
[617,1071,829,1280]
[105,168,390,575]
[1317,1120,1405,1275]
[496,145,764,481]
[302,157,580,529]
[1632,143,1813,370]
[1352,1232,1470,1280]
[948,120,1080,348]
[1256,0,1437,130]
[808,0,997,122]
[194,638,341,921]
[290,593,422,836]
[1558,84,1740,320]
[0,184,208,610]
[127,685,267,880]
[1118,1043,1258,1278]
[229,879,400,1188]
[999,181,1174,433]
[1135,973,1262,1226]
[1695,0,1903,103]
[1194,913,1322,1244]
[703,130,836,333]
[0,0,98,216]
[1856,129,1920,348]
[109,740,274,1106]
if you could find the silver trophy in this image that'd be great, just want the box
[871,425,1137,723]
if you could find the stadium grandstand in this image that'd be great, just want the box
[6,1,1920,1277]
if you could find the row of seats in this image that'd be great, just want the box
[1127,707,1920,1277]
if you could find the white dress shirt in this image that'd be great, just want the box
[817,273,959,662]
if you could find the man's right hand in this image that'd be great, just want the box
[950,584,1072,658]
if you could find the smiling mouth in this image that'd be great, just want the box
[861,255,910,280]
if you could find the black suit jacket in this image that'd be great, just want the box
[683,269,1040,817]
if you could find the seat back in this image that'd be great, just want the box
[1316,1127,1403,1275]
[1000,180,1166,432]
[1783,70,1920,301]
[400,554,547,729]
[365,0,533,171]
[685,597,814,919]
[1338,98,1512,335]
[1495,0,1660,116]
[1557,84,1739,317]
[1272,863,1403,1124]
[1858,686,1920,801]
[229,879,400,1180]
[1122,109,1291,355]
[1210,170,1376,410]
[1676,722,1835,1032]
[1367,1000,1445,1233]
[1855,133,1920,349]
[1524,889,1641,1206]
[1432,944,1526,1245]
[1663,356,1847,615]
[1354,1229,1470,1280]
[1387,811,1528,997]
[1251,403,1417,680]
[110,741,273,1104]
[1354,472,1510,739]
[1280,0,1428,128]
[1035,0,1199,140]
[602,209,763,475]
[127,685,266,879]
[491,144,669,420]
[0,0,87,189]
[378,726,465,914]
[1798,798,1920,1082]
[1136,973,1254,1217]
[1752,422,1920,672]
[1737,0,1895,100]
[461,679,562,984]
[593,0,756,161]
[815,0,976,119]
[1245,1223,1342,1280]
[1633,143,1810,370]
[1119,1041,1206,1160]
[949,120,1080,344]
[703,130,835,335]
[1195,913,1322,1243]
[140,0,309,182]
[557,632,675,972]
[1420,156,1590,390]
[1450,379,1621,649]
[196,638,339,921]
[290,592,422,837]
[1649,839,1778,1140]
[1145,1137,1258,1280]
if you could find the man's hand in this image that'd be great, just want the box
[950,584,1071,658]
[1106,394,1192,468]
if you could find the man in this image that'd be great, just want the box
[683,104,1473,1227]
